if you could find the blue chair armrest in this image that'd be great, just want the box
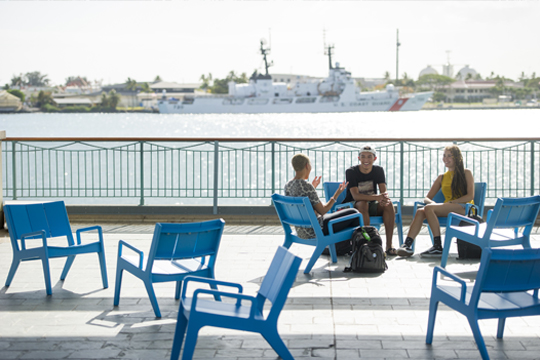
[76,225,103,245]
[192,288,256,315]
[20,230,48,250]
[182,275,244,299]
[447,212,482,236]
[327,213,364,235]
[118,240,144,269]
[433,266,467,302]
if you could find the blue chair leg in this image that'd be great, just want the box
[171,303,189,360]
[440,233,453,268]
[497,318,506,339]
[60,255,76,281]
[41,258,53,296]
[5,259,20,287]
[327,244,337,263]
[282,237,293,249]
[468,317,490,360]
[144,281,161,318]
[98,251,109,288]
[304,246,326,274]
[425,299,439,344]
[396,216,404,247]
[113,267,123,306]
[175,281,182,300]
[262,328,294,360]
[181,323,201,360]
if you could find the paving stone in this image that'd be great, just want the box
[0,227,539,359]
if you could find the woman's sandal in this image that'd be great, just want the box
[385,248,398,257]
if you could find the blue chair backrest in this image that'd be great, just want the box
[473,248,540,296]
[432,182,486,216]
[5,201,74,249]
[271,193,322,237]
[323,182,348,204]
[488,195,540,230]
[256,246,301,318]
[149,220,225,262]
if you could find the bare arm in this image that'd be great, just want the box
[350,186,387,203]
[424,175,443,204]
[313,181,348,215]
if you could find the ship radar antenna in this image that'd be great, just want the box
[396,29,401,83]
[259,39,273,76]
[324,44,334,70]
[323,28,334,70]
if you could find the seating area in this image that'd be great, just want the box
[1,197,540,360]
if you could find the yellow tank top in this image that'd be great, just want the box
[441,171,473,204]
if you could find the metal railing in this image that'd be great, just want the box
[3,137,539,212]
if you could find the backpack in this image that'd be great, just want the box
[322,239,352,256]
[344,226,387,273]
[456,206,485,260]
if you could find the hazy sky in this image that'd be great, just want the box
[1,1,539,87]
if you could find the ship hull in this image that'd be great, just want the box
[158,92,432,114]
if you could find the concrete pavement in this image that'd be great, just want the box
[1,224,540,360]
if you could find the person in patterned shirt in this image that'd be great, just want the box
[284,153,360,239]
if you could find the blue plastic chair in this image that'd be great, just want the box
[4,201,108,295]
[271,193,363,274]
[170,246,301,360]
[426,248,540,360]
[441,195,540,268]
[323,181,404,246]
[412,182,487,252]
[113,219,225,318]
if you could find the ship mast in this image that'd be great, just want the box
[325,45,334,70]
[396,29,401,83]
[259,39,273,76]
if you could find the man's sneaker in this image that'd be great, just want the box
[420,245,443,258]
[397,238,414,257]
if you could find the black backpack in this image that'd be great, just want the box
[344,226,387,273]
[457,206,485,260]
[322,239,352,256]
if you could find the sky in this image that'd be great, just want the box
[1,0,539,87]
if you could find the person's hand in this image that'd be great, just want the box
[380,192,391,206]
[311,176,322,189]
[333,181,348,199]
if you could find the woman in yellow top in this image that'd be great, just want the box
[397,144,474,258]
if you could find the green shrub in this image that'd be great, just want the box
[7,89,25,102]
[90,105,117,113]
[61,106,90,113]
[43,103,60,112]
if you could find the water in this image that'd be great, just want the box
[0,110,537,206]
[0,109,538,138]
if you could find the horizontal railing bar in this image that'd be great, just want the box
[5,137,540,142]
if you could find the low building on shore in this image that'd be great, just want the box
[0,91,22,112]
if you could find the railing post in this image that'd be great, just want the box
[0,131,6,229]
[399,141,404,204]
[271,142,275,194]
[139,141,144,206]
[12,140,17,201]
[531,140,535,197]
[213,141,219,215]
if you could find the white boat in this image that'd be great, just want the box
[158,43,433,114]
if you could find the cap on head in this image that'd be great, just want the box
[359,145,377,157]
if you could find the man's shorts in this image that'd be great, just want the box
[350,200,379,216]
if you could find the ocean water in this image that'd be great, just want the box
[0,109,538,138]
[0,110,537,206]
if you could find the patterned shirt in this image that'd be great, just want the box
[284,179,323,239]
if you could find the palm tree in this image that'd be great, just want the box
[383,71,391,81]
[140,82,152,93]
[154,75,162,83]
[125,78,138,91]
[108,89,121,108]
